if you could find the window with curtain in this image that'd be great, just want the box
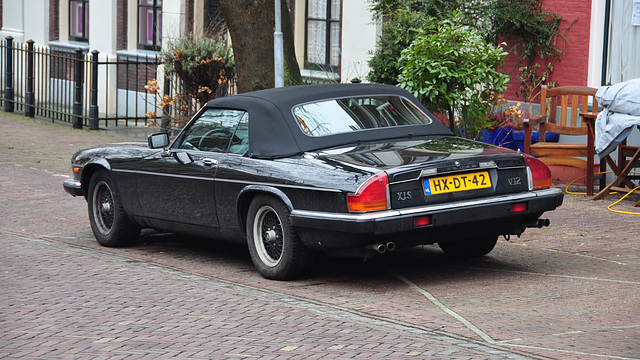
[138,0,163,51]
[604,0,640,84]
[305,0,341,72]
[69,0,89,42]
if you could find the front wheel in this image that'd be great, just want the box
[87,169,140,247]
[438,235,498,259]
[246,195,314,280]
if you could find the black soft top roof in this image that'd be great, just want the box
[205,83,452,158]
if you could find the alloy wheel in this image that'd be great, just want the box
[92,180,114,235]
[253,205,284,267]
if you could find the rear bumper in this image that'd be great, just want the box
[63,179,84,197]
[290,188,563,247]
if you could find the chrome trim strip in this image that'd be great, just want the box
[499,165,527,170]
[111,168,342,192]
[291,188,562,221]
[292,208,401,221]
[391,177,422,185]
[217,178,342,193]
[112,168,215,181]
[63,179,82,188]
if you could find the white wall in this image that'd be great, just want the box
[340,1,380,82]
[24,0,49,44]
[162,0,187,45]
[0,0,49,43]
[1,0,25,42]
[89,1,117,55]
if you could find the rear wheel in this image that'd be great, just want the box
[438,235,498,259]
[246,195,314,280]
[87,169,140,247]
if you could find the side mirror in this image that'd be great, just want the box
[172,151,193,164]
[148,133,169,149]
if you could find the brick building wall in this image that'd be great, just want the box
[117,60,161,93]
[117,0,127,50]
[51,49,81,81]
[49,0,59,41]
[502,0,593,100]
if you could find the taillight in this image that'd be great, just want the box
[510,202,528,213]
[347,173,389,212]
[525,155,552,190]
[413,215,432,227]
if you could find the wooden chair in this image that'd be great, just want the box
[594,136,640,206]
[523,85,602,195]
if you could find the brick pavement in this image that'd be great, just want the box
[1,225,537,359]
[1,114,639,359]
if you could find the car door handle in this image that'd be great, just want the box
[202,158,218,166]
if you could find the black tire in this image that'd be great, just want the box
[246,195,314,280]
[438,235,498,259]
[87,169,140,247]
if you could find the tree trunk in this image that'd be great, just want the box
[219,0,274,93]
[219,0,302,93]
[281,1,303,86]
[447,106,457,136]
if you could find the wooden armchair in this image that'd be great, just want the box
[523,85,601,195]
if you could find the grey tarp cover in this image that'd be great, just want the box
[595,78,640,157]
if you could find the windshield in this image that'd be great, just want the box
[293,96,432,137]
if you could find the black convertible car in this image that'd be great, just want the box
[64,83,563,280]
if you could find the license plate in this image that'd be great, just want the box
[423,171,491,195]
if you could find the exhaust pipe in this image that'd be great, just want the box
[386,242,396,252]
[524,218,550,228]
[365,243,386,254]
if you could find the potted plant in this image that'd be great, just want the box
[144,33,235,132]
[475,93,518,149]
[511,63,559,151]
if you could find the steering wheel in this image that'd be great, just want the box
[197,128,241,151]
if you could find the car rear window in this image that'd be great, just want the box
[292,96,433,137]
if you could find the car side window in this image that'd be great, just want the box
[228,112,249,155]
[177,108,246,153]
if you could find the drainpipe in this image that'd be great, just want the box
[274,0,284,88]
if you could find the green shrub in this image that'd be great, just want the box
[367,9,430,85]
[398,13,510,138]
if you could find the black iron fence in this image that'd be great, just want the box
[0,37,234,129]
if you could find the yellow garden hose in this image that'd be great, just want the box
[564,171,640,215]
[564,171,615,195]
[606,186,640,214]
